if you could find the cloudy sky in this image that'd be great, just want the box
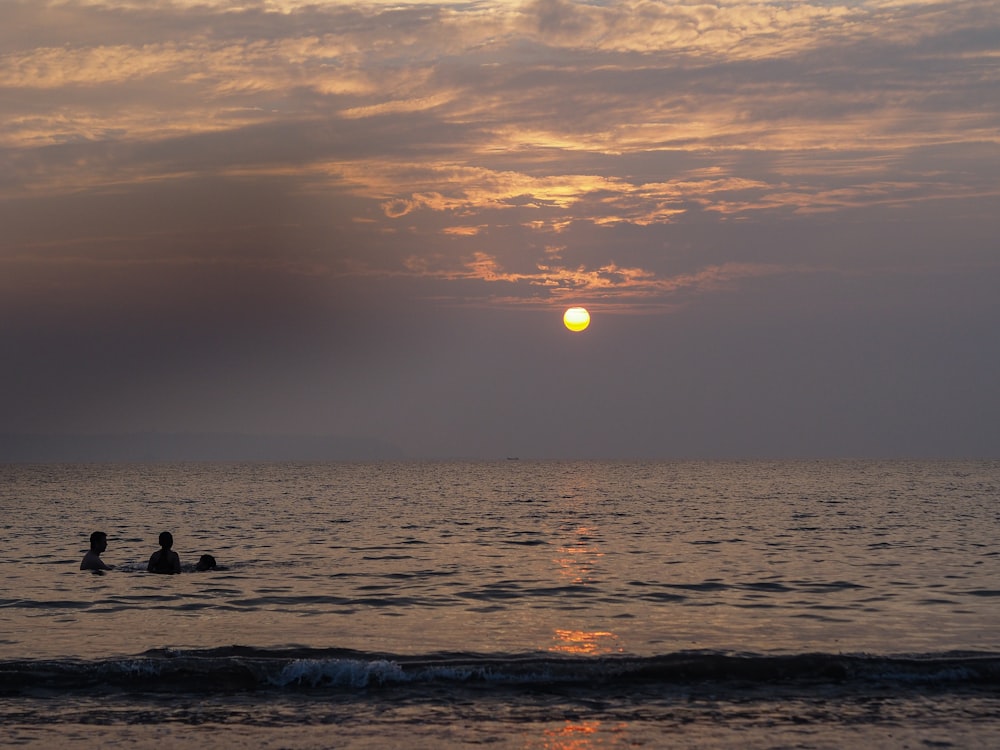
[2,0,998,459]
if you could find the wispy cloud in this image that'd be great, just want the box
[2,0,998,312]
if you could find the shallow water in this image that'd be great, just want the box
[2,460,999,747]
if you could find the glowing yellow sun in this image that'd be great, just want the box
[563,306,591,332]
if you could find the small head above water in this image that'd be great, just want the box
[158,531,174,550]
[89,531,108,553]
[196,554,218,571]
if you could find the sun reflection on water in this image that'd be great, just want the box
[539,720,629,750]
[549,628,622,655]
[547,507,624,655]
[554,525,603,584]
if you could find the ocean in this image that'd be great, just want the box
[1,460,998,748]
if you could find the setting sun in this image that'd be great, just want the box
[563,307,590,332]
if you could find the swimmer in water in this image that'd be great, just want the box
[80,531,114,571]
[195,554,219,571]
[147,531,182,574]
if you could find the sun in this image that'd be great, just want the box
[563,306,591,332]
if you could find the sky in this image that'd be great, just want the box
[2,0,999,460]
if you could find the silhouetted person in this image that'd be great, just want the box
[147,531,182,574]
[195,554,218,571]
[81,531,114,571]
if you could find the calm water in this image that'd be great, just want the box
[2,460,999,747]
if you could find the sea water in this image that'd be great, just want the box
[1,460,998,748]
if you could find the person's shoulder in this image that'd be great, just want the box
[147,550,163,571]
[81,552,111,571]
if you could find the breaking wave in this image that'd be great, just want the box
[3,647,998,695]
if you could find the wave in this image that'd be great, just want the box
[2,648,999,696]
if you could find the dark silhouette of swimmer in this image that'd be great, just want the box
[195,554,218,571]
[147,531,182,574]
[80,531,113,571]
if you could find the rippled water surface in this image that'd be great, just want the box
[2,460,999,747]
[4,460,998,658]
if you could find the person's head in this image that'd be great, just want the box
[89,531,107,553]
[158,531,174,550]
[195,554,217,571]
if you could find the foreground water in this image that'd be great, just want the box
[1,460,998,747]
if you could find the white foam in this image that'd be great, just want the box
[273,658,407,688]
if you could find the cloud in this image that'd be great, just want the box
[2,0,998,313]
[1,0,999,454]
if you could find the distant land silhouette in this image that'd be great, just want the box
[0,433,404,463]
